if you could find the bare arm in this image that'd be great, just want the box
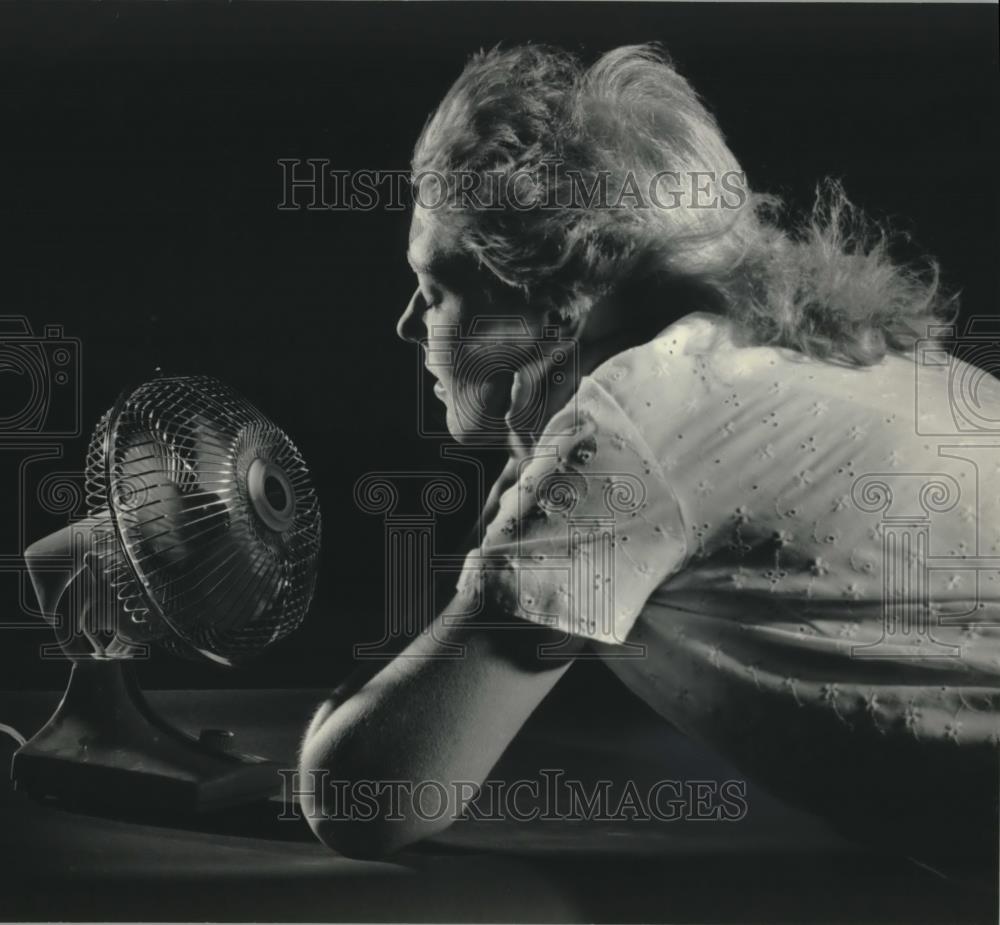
[298,588,583,859]
[298,455,525,769]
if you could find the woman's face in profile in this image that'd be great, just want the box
[397,206,541,445]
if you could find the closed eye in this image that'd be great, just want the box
[414,273,443,313]
[413,288,436,314]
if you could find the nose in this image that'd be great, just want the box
[396,288,425,343]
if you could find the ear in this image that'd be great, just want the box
[542,305,567,327]
[541,305,584,339]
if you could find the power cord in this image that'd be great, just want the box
[0,722,26,748]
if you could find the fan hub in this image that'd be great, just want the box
[247,457,295,533]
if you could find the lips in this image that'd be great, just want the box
[433,380,447,398]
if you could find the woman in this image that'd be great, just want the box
[300,44,1000,866]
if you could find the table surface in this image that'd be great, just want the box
[0,684,995,923]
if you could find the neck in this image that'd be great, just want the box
[575,276,703,376]
[505,276,707,458]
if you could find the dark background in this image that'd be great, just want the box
[0,2,996,694]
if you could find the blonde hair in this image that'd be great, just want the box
[412,43,954,365]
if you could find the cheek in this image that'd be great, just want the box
[426,302,467,365]
[452,366,514,422]
[435,298,524,420]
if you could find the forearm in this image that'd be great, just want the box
[303,457,521,745]
[298,598,583,858]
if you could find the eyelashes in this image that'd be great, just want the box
[416,278,443,313]
[411,269,436,309]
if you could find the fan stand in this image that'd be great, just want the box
[11,658,282,813]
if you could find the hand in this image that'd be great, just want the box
[458,456,521,555]
[505,328,581,457]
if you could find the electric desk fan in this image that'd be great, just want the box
[13,374,322,812]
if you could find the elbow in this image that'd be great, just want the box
[297,733,453,861]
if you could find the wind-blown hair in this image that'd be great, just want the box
[411,43,954,365]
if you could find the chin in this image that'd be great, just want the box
[444,387,513,445]
[447,424,508,446]
[445,413,513,446]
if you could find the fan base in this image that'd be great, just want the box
[11,660,282,813]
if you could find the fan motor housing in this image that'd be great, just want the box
[247,457,296,533]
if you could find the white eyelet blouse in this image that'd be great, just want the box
[458,311,1000,850]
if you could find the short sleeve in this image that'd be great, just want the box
[456,378,690,644]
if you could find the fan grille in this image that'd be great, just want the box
[85,375,321,664]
